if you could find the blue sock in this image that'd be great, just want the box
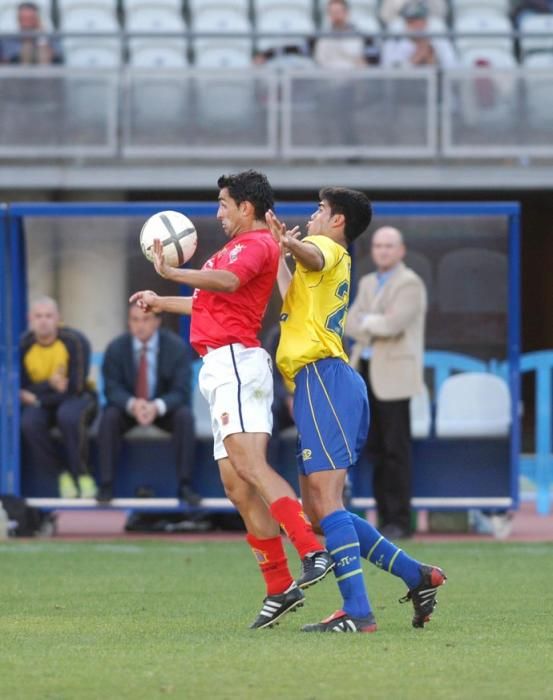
[349,512,422,589]
[320,510,372,619]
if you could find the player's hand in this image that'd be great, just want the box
[20,389,38,406]
[152,238,175,279]
[49,367,68,393]
[129,290,161,313]
[266,210,300,255]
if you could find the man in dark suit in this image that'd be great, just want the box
[96,302,199,505]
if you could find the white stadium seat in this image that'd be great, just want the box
[63,39,121,66]
[454,13,513,55]
[410,384,432,439]
[194,42,252,68]
[436,372,511,438]
[189,0,249,19]
[519,14,553,59]
[59,5,119,32]
[123,0,182,10]
[451,0,510,20]
[126,7,188,68]
[60,4,121,67]
[255,7,315,54]
[192,9,252,55]
[522,52,553,127]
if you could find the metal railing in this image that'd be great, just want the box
[0,64,552,160]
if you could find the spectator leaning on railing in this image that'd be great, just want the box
[1,1,62,65]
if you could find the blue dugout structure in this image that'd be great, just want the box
[0,201,522,511]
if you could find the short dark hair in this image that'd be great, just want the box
[319,187,372,244]
[217,170,274,220]
[18,2,40,12]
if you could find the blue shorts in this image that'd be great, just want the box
[293,357,369,476]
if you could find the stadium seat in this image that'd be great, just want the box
[126,7,188,68]
[59,2,121,67]
[124,0,182,11]
[436,372,511,437]
[451,0,510,20]
[59,4,119,33]
[454,13,513,55]
[519,13,553,59]
[188,0,249,19]
[192,383,213,441]
[522,52,553,128]
[192,9,252,56]
[255,7,316,55]
[410,384,432,438]
[437,248,507,313]
[63,38,122,66]
[58,0,118,22]
[194,42,252,68]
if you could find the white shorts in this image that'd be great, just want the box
[198,343,274,461]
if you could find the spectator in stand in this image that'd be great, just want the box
[345,227,427,540]
[96,302,199,505]
[314,0,367,69]
[1,2,62,64]
[379,0,449,26]
[313,0,369,146]
[20,297,97,498]
[380,0,457,69]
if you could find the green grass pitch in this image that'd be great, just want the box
[1,539,552,699]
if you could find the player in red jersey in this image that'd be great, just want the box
[130,170,333,628]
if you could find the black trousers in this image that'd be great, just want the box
[20,393,97,478]
[97,404,195,488]
[363,366,412,534]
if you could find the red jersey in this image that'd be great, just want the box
[190,229,280,356]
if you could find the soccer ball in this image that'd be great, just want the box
[139,210,198,267]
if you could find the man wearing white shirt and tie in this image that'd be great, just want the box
[345,226,427,539]
[97,302,198,504]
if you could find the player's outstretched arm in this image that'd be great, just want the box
[265,210,323,274]
[152,238,240,292]
[129,290,193,316]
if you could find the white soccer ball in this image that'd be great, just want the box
[139,210,198,267]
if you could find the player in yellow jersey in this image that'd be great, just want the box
[266,188,446,633]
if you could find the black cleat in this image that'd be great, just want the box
[302,609,377,633]
[399,564,447,628]
[249,584,305,629]
[296,550,335,590]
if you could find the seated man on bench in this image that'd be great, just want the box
[96,302,199,505]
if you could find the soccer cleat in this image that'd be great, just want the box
[78,474,97,499]
[249,584,305,629]
[302,609,377,633]
[296,550,335,590]
[399,564,447,628]
[58,472,78,499]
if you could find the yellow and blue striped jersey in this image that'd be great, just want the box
[277,235,351,386]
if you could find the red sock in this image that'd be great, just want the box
[270,497,321,559]
[246,534,294,596]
